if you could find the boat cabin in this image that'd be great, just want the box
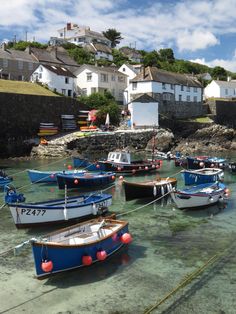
[107,151,132,164]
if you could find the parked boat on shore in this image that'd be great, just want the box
[31,217,132,278]
[4,185,112,228]
[170,182,228,209]
[181,168,224,185]
[123,177,177,201]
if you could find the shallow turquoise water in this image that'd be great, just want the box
[0,157,236,314]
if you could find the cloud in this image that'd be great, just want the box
[0,0,236,55]
[190,50,236,72]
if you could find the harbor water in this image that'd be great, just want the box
[0,156,236,314]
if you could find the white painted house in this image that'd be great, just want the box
[31,64,76,97]
[128,94,159,129]
[74,64,128,102]
[204,80,236,99]
[118,63,142,85]
[124,66,203,105]
[85,43,113,61]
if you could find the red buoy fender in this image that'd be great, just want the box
[120,233,132,244]
[96,250,107,261]
[82,255,92,266]
[41,260,53,272]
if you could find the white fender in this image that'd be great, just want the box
[92,203,97,215]
[63,206,68,220]
[153,185,157,197]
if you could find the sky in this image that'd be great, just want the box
[1,0,236,72]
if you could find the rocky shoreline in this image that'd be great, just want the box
[7,123,236,160]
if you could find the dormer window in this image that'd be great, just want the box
[132,82,137,90]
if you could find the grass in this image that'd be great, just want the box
[0,79,59,96]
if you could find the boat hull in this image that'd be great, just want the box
[97,161,160,174]
[56,172,116,189]
[123,178,177,201]
[171,183,226,209]
[181,168,224,185]
[187,156,226,170]
[27,169,86,183]
[73,157,98,171]
[31,220,129,278]
[8,194,112,228]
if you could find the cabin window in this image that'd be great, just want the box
[121,154,128,162]
[115,153,120,161]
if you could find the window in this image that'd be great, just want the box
[18,61,23,70]
[111,89,115,96]
[82,88,87,95]
[132,82,137,90]
[162,83,166,90]
[187,95,191,102]
[61,89,66,95]
[65,77,69,84]
[179,95,182,101]
[225,89,228,95]
[60,33,63,37]
[170,84,174,90]
[194,96,198,102]
[163,93,171,101]
[187,86,190,92]
[39,66,43,72]
[3,59,8,67]
[39,73,42,79]
[119,90,123,98]
[100,73,108,82]
[86,72,92,81]
[122,67,126,72]
[111,75,115,81]
[68,90,72,97]
[181,85,184,91]
[194,87,197,92]
[28,63,33,71]
[18,75,24,81]
[118,76,124,82]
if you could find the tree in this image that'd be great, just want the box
[102,28,123,48]
[143,50,160,67]
[159,48,175,63]
[68,47,94,65]
[112,49,129,66]
[78,92,120,126]
[211,66,228,81]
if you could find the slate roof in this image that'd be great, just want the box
[132,94,157,103]
[42,64,76,77]
[30,47,62,64]
[0,48,37,62]
[47,46,79,67]
[131,66,202,88]
[213,80,236,88]
[75,64,128,76]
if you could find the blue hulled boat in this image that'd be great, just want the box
[181,168,224,185]
[73,157,98,171]
[57,171,116,189]
[31,217,132,278]
[0,169,13,188]
[27,169,86,183]
[187,156,227,170]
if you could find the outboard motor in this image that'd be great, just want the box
[4,186,25,204]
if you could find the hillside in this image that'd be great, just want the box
[0,79,59,96]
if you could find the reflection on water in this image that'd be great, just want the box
[0,157,236,313]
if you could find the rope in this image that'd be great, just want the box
[143,254,219,314]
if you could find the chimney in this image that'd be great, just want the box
[67,23,72,30]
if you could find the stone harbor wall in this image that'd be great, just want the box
[31,128,174,159]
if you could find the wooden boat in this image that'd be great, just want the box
[4,186,112,228]
[27,169,86,183]
[181,168,224,185]
[186,156,227,170]
[56,172,116,190]
[123,177,177,201]
[0,169,13,188]
[97,151,161,174]
[170,182,227,209]
[31,217,132,278]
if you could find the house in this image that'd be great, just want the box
[74,64,128,102]
[51,23,111,47]
[31,64,76,97]
[84,43,113,61]
[118,63,142,85]
[0,43,38,80]
[124,66,203,118]
[119,47,143,63]
[204,80,236,99]
[128,94,159,129]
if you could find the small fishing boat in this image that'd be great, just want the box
[123,177,177,201]
[228,162,236,173]
[4,186,112,228]
[181,168,224,185]
[97,151,161,174]
[73,156,99,171]
[0,169,13,188]
[27,169,87,183]
[170,182,228,209]
[56,172,116,190]
[187,156,227,170]
[30,217,132,278]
